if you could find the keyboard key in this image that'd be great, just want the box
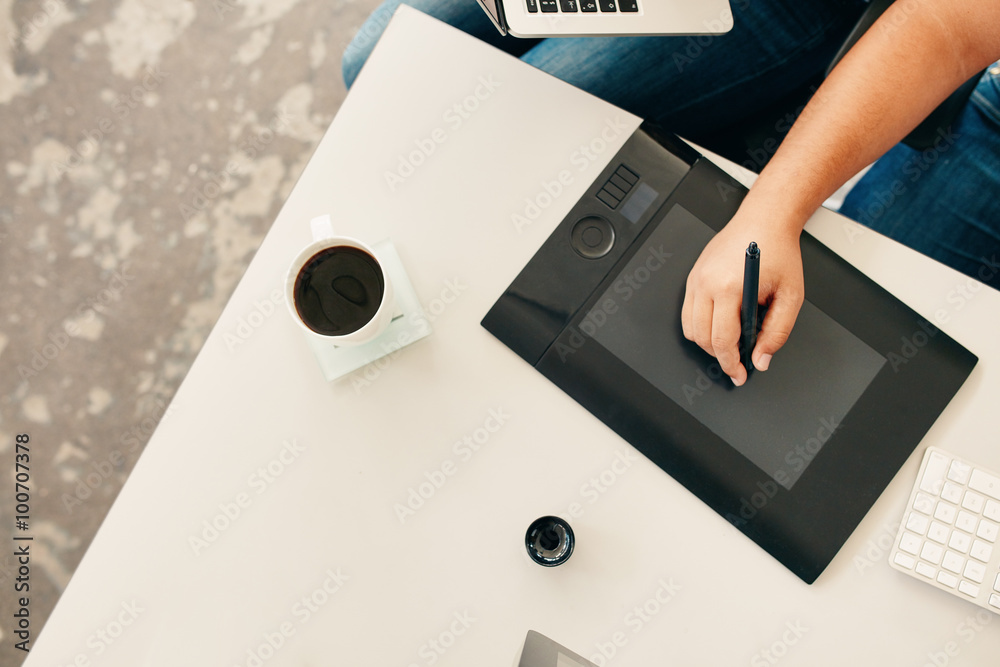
[935,501,957,524]
[559,0,578,11]
[957,511,978,533]
[526,0,539,12]
[920,451,950,494]
[906,513,929,534]
[942,551,964,574]
[893,450,1000,616]
[928,521,950,544]
[964,560,986,583]
[959,580,980,598]
[921,542,943,564]
[949,532,971,554]
[899,532,922,555]
[949,459,972,484]
[914,493,935,514]
[942,482,963,504]
[986,500,1000,522]
[599,0,616,11]
[580,0,598,11]
[937,571,959,588]
[618,0,638,10]
[970,540,993,562]
[976,519,998,542]
[963,491,985,513]
[969,469,1000,500]
[540,0,558,12]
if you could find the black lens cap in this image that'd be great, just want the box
[525,516,575,566]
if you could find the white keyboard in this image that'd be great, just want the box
[890,447,1000,614]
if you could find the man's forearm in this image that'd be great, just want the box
[746,0,1000,233]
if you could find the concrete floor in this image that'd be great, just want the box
[0,1,382,663]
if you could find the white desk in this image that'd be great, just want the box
[26,7,1000,666]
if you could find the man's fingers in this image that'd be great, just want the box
[711,295,744,385]
[752,290,804,371]
[680,283,695,342]
[688,295,716,356]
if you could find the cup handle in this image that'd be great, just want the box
[310,214,334,241]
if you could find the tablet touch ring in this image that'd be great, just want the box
[571,216,615,259]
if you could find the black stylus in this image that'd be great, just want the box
[741,242,760,379]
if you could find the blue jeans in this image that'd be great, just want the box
[342,1,1000,289]
[343,0,866,139]
[840,67,1000,289]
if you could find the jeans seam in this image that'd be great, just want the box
[971,89,1000,126]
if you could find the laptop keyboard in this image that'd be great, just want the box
[526,0,639,13]
[890,447,1000,614]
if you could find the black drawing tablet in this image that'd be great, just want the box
[482,126,977,583]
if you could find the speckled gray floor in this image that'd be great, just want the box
[0,1,381,662]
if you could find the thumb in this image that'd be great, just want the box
[751,291,803,371]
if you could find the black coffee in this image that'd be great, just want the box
[293,246,385,336]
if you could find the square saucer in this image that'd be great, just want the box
[302,239,431,381]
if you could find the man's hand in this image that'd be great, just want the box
[681,204,804,386]
[680,0,1000,385]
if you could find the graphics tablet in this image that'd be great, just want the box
[482,125,977,583]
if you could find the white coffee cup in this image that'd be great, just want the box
[285,215,395,346]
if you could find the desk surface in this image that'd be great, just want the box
[26,7,1000,666]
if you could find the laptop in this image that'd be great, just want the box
[475,0,733,37]
[515,631,598,667]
